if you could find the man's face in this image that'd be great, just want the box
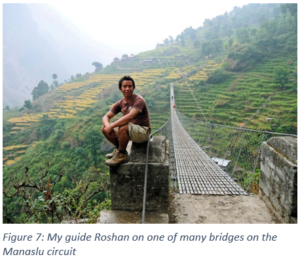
[120,80,134,98]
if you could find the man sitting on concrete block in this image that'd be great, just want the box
[101,75,151,166]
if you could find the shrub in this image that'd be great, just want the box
[199,80,206,86]
[206,69,229,84]
[61,141,71,149]
[225,44,264,71]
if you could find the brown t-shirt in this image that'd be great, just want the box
[110,94,151,130]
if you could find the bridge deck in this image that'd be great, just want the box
[170,84,247,195]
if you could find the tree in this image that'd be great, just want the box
[53,80,59,87]
[274,68,289,88]
[92,61,103,67]
[226,44,263,71]
[224,26,234,37]
[195,80,207,92]
[169,36,174,44]
[121,54,128,59]
[205,31,218,41]
[3,166,107,223]
[31,80,49,101]
[178,36,185,46]
[180,38,185,46]
[52,74,58,88]
[203,18,213,28]
[92,62,103,73]
[255,20,278,53]
[38,115,57,140]
[193,40,200,49]
[23,100,32,109]
[211,38,223,52]
[201,41,212,56]
[281,4,297,16]
[84,127,104,167]
[189,30,197,41]
[182,26,197,41]
[206,69,228,84]
[236,28,250,44]
[163,38,169,45]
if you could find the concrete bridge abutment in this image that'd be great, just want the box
[259,136,297,223]
[98,136,169,224]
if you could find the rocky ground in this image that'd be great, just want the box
[169,194,279,224]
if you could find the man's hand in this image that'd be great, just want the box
[102,108,139,135]
[103,125,114,135]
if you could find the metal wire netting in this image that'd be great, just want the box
[147,114,176,189]
[176,109,297,191]
[142,115,174,223]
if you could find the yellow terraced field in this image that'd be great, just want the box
[7,68,172,129]
[6,160,15,166]
[3,145,28,151]
[188,61,223,81]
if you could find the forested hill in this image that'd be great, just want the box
[3,3,297,223]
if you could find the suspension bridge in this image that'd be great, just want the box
[145,83,296,199]
[169,84,247,195]
[135,83,296,223]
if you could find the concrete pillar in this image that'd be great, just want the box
[98,136,169,223]
[259,136,297,223]
[109,136,169,213]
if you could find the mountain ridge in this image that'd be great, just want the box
[3,3,121,107]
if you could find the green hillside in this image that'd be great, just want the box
[3,3,297,223]
[175,54,297,133]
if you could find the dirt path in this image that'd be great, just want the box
[169,194,278,224]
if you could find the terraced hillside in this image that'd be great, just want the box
[175,55,297,134]
[3,68,173,167]
[3,50,297,169]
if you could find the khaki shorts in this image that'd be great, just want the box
[114,123,150,143]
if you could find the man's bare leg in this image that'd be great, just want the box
[104,125,129,166]
[101,126,119,148]
[118,125,129,152]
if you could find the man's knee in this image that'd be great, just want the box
[118,125,128,134]
[101,126,105,134]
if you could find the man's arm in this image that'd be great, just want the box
[103,109,140,134]
[102,111,115,128]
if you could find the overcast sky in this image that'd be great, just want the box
[1,0,287,56]
[48,0,253,55]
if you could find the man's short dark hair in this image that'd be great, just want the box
[118,75,135,89]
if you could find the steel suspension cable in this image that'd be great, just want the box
[142,117,171,224]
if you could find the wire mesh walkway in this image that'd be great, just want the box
[170,84,247,195]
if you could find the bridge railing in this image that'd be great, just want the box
[142,116,173,223]
[176,109,297,193]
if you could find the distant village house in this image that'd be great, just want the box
[142,57,157,64]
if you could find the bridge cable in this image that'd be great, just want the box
[142,117,171,224]
[142,83,177,223]
[177,65,296,160]
[180,71,208,123]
